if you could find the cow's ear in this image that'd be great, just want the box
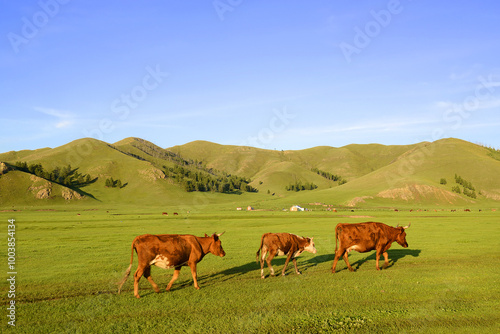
[212,233,219,241]
[205,233,209,237]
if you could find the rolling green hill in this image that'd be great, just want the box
[169,138,500,208]
[1,137,500,209]
[0,138,187,207]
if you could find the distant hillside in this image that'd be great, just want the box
[1,137,500,208]
[168,138,500,207]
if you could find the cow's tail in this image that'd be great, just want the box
[256,235,265,263]
[335,224,342,253]
[117,238,136,294]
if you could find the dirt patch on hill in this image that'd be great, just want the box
[27,175,84,201]
[376,184,468,204]
[480,190,500,200]
[346,196,373,207]
[28,176,53,199]
[139,166,165,182]
[62,189,84,200]
[0,162,10,174]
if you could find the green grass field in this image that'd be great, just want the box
[1,208,499,333]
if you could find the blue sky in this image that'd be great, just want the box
[1,0,500,152]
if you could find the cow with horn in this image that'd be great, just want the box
[331,222,410,273]
[118,232,226,298]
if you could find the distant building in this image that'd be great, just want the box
[236,207,242,211]
[290,205,305,212]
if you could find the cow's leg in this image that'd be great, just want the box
[375,250,382,270]
[189,263,200,289]
[266,251,276,276]
[282,252,294,276]
[260,247,267,279]
[143,266,160,293]
[133,265,146,299]
[331,248,344,273]
[166,266,182,291]
[382,252,389,268]
[332,247,354,273]
[343,252,354,272]
[292,258,301,275]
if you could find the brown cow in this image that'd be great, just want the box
[256,233,317,279]
[118,232,225,298]
[331,222,410,273]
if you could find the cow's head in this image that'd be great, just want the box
[209,232,226,257]
[395,223,410,248]
[304,237,317,254]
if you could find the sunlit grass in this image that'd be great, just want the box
[0,209,499,333]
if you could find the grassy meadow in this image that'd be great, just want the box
[0,207,499,333]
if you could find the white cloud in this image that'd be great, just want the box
[34,107,75,129]
[34,107,73,118]
[292,119,436,137]
[55,120,74,128]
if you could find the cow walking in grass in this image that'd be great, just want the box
[256,233,317,278]
[331,222,410,273]
[118,232,225,298]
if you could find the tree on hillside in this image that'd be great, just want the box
[286,180,318,192]
[163,164,257,194]
[451,185,461,194]
[105,177,124,188]
[311,168,347,185]
[14,161,96,189]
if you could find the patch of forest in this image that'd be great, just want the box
[164,165,258,193]
[10,161,96,189]
[311,168,347,185]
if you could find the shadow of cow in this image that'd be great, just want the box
[346,248,422,272]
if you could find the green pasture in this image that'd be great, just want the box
[0,208,499,333]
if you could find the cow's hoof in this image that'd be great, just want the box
[135,295,141,299]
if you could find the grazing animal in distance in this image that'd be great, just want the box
[331,222,410,273]
[118,232,225,298]
[256,233,317,279]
